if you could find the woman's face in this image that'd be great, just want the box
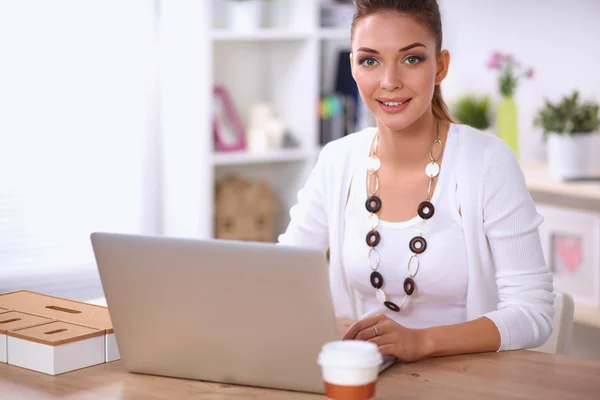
[351,12,448,131]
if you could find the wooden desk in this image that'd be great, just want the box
[1,350,599,399]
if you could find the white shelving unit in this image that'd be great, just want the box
[211,29,313,42]
[210,148,310,167]
[186,0,354,241]
[318,28,349,41]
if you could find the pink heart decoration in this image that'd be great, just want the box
[554,237,582,274]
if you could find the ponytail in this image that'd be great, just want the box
[432,85,455,123]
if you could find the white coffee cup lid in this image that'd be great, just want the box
[317,340,383,369]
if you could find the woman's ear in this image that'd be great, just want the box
[349,52,355,78]
[435,49,450,85]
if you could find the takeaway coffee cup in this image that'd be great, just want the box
[317,340,383,400]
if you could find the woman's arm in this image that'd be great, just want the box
[479,141,554,351]
[420,317,500,358]
[343,314,500,362]
[420,141,553,357]
[277,146,331,250]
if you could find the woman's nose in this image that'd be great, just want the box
[380,64,402,91]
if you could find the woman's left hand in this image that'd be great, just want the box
[342,314,430,363]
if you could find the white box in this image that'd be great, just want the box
[0,308,9,363]
[0,290,119,362]
[85,297,120,362]
[7,320,105,375]
[0,290,113,332]
[537,204,600,307]
[105,329,120,362]
[0,311,53,363]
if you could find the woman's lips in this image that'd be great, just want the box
[376,98,412,113]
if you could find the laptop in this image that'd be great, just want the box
[90,232,396,394]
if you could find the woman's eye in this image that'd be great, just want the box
[404,56,421,65]
[359,57,378,67]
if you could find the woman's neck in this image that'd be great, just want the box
[376,113,442,169]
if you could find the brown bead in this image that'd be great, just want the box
[404,277,415,296]
[384,301,400,312]
[365,195,382,213]
[418,201,435,219]
[370,271,383,289]
[365,230,381,247]
[409,236,427,254]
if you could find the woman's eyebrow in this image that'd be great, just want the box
[355,42,427,54]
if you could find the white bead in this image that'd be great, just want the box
[376,289,387,303]
[415,221,430,237]
[425,161,440,178]
[367,213,380,230]
[366,156,381,172]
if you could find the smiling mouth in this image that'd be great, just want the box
[377,99,410,106]
[376,98,412,112]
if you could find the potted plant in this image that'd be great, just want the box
[452,94,492,131]
[534,90,600,181]
[227,0,271,31]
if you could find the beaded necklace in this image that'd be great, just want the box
[364,120,443,312]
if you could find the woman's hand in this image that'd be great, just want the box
[342,314,430,363]
[336,317,356,339]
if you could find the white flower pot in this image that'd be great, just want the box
[227,0,265,32]
[546,132,600,180]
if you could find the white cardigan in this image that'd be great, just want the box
[278,124,554,351]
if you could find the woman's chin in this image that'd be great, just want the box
[372,106,431,132]
[375,115,417,132]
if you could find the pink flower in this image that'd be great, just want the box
[487,51,503,69]
[488,50,535,96]
[525,68,534,79]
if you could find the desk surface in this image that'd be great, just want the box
[1,350,599,399]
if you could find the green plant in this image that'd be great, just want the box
[452,94,491,130]
[534,90,600,138]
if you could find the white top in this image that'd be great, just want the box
[343,128,468,328]
[278,123,554,351]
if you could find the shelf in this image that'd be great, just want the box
[211,29,312,42]
[574,303,600,329]
[523,163,600,213]
[523,163,600,201]
[211,148,309,166]
[318,28,350,41]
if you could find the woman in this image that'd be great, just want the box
[278,0,554,362]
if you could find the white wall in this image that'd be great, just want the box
[0,0,158,301]
[439,0,600,163]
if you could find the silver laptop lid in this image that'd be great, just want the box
[91,232,339,393]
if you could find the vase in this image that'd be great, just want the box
[227,0,265,32]
[546,132,600,181]
[496,96,519,158]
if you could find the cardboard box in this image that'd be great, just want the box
[0,311,53,363]
[0,290,120,362]
[7,321,105,375]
